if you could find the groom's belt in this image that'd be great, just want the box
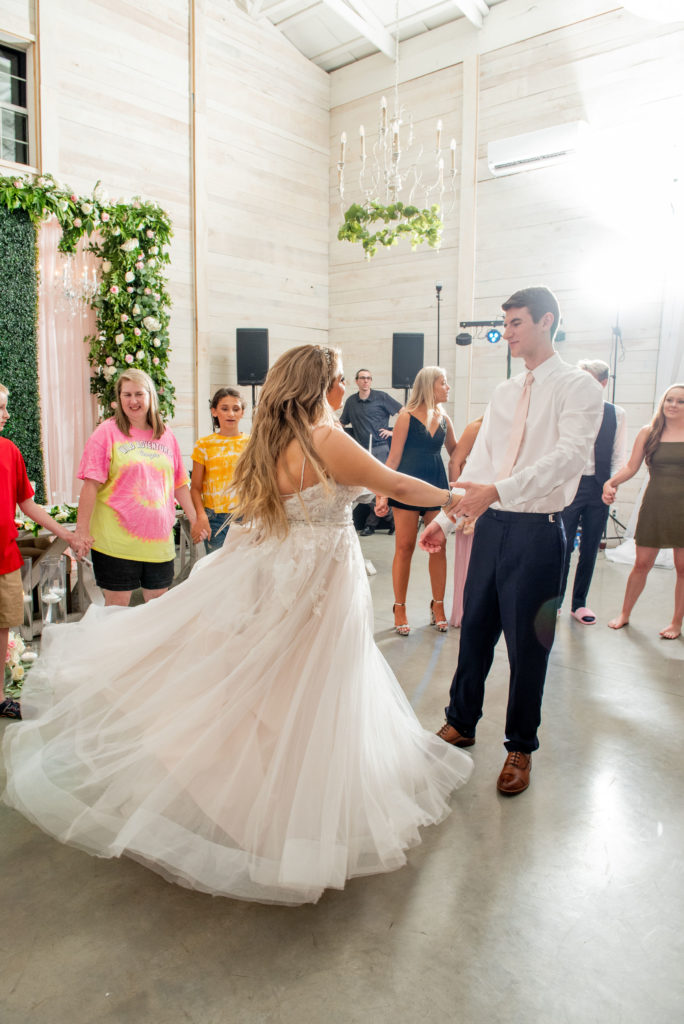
[484,508,560,524]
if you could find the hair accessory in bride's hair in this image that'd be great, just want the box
[322,347,335,372]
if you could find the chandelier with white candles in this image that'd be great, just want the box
[336,3,456,259]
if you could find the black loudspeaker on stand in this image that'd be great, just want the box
[392,333,424,399]
[236,328,269,407]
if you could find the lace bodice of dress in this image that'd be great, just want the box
[284,481,360,529]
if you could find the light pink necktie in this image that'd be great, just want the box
[497,371,534,480]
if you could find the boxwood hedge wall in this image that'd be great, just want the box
[0,206,44,501]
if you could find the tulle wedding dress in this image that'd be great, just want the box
[3,482,472,905]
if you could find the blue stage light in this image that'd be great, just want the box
[487,329,502,344]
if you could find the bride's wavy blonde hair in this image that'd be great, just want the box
[231,344,341,537]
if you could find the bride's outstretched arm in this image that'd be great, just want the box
[314,425,452,510]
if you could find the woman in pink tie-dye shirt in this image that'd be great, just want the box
[73,370,200,606]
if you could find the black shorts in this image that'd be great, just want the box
[387,499,441,514]
[91,550,175,592]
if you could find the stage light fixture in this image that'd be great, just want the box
[456,333,473,346]
[487,329,502,344]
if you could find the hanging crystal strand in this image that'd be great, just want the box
[388,0,402,203]
[338,130,346,209]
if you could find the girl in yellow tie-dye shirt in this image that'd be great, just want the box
[190,388,250,552]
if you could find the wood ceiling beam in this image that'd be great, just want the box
[447,0,489,29]
[319,0,396,60]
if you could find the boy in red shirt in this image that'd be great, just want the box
[1,384,83,719]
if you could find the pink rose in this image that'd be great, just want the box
[146,230,154,238]
[13,180,23,188]
[109,285,119,295]
[101,211,110,222]
[154,293,160,300]
[120,314,128,322]
[70,194,78,202]
[144,288,151,295]
[125,353,134,364]
[133,327,141,336]
[73,217,82,228]
[105,357,114,365]
[135,261,144,270]
[152,356,160,366]
[126,287,134,293]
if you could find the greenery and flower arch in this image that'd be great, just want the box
[0,172,175,420]
[337,200,443,259]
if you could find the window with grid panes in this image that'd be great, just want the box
[0,45,29,166]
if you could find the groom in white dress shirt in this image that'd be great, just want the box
[420,285,603,795]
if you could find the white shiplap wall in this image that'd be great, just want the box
[330,7,684,522]
[1,0,329,453]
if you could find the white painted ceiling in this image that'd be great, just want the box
[235,0,508,72]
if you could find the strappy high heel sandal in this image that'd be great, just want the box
[393,602,410,636]
[430,599,448,633]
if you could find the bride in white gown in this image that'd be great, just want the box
[3,345,472,905]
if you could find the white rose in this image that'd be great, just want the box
[143,316,161,332]
[136,350,144,360]
[124,271,135,283]
[105,365,117,379]
[37,176,47,187]
[153,338,161,348]
[93,182,108,203]
[102,260,112,273]
[115,333,124,344]
[120,238,138,252]
[150,246,159,255]
[81,202,93,214]
[55,511,68,522]
[11,666,25,682]
[132,304,141,315]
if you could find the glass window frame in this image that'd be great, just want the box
[0,38,37,172]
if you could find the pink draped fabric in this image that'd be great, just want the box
[37,219,98,503]
[449,528,475,628]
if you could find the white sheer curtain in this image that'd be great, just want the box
[37,218,98,503]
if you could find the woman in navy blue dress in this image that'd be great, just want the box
[376,367,457,636]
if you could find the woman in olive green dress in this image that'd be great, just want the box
[603,383,684,639]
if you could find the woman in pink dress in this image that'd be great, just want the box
[448,417,483,628]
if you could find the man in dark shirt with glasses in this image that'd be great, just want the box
[340,369,402,534]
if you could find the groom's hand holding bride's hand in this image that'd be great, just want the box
[451,481,499,521]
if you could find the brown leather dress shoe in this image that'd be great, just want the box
[436,722,475,747]
[496,751,531,794]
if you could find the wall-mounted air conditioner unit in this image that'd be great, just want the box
[487,121,587,177]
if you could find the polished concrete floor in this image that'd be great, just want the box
[2,534,683,1024]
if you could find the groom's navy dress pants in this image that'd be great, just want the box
[445,508,566,754]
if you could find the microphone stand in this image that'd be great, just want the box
[436,283,443,365]
[603,311,627,543]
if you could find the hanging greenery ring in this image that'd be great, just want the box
[337,200,443,259]
[0,172,175,420]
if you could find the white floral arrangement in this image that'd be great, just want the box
[15,502,78,537]
[4,631,35,698]
[0,172,175,420]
